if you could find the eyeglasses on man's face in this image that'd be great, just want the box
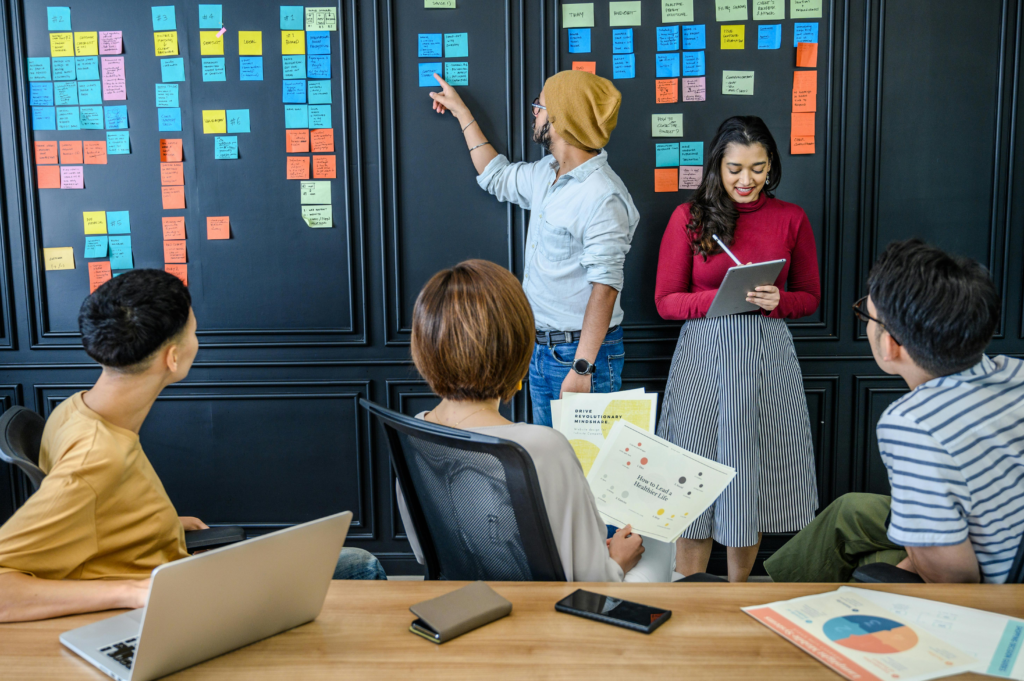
[852,296,901,346]
[531,97,547,117]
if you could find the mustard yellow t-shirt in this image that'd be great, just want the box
[0,392,188,579]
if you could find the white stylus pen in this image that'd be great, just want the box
[712,234,744,267]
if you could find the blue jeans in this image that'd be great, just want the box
[529,326,625,427]
[332,547,387,580]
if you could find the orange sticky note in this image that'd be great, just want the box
[572,61,596,74]
[83,141,107,164]
[792,112,815,137]
[312,155,336,179]
[287,156,310,179]
[310,128,334,153]
[37,165,61,189]
[59,140,83,164]
[792,70,817,113]
[207,216,230,239]
[35,141,58,164]
[162,186,186,209]
[162,217,186,240]
[791,136,815,155]
[163,240,187,263]
[285,129,309,153]
[655,168,678,193]
[88,261,112,293]
[164,263,187,286]
[160,162,184,186]
[655,78,678,104]
[796,42,817,68]
[160,138,183,163]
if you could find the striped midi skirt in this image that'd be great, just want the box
[656,314,818,547]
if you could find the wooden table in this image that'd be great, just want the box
[1,582,1021,680]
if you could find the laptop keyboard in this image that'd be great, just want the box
[100,637,137,670]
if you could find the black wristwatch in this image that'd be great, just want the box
[572,358,597,376]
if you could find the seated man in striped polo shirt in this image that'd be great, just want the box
[766,239,1024,584]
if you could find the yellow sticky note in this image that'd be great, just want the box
[281,30,305,54]
[44,247,75,271]
[202,110,227,134]
[721,25,745,49]
[238,31,262,55]
[154,31,179,56]
[200,31,224,56]
[74,32,98,56]
[83,211,107,235]
[49,32,74,57]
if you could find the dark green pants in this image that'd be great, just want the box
[764,493,908,582]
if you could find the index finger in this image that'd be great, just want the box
[432,72,450,89]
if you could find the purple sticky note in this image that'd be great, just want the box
[101,57,126,100]
[99,31,122,55]
[60,165,84,189]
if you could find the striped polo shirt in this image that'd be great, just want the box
[878,355,1024,584]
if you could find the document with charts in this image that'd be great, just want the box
[585,420,735,543]
[552,389,657,476]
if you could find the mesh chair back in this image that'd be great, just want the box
[361,399,566,581]
[0,407,46,490]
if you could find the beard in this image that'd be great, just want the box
[532,120,552,151]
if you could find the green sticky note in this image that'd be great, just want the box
[652,113,683,137]
[723,70,755,95]
[300,180,331,204]
[716,1,747,21]
[662,0,694,22]
[791,0,821,17]
[609,1,641,26]
[562,3,594,28]
[425,0,456,7]
[301,205,333,228]
[752,0,785,19]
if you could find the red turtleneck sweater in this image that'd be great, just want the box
[654,194,820,320]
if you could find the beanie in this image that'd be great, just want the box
[543,70,622,151]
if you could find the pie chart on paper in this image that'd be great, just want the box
[822,615,918,654]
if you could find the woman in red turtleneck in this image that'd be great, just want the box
[654,116,820,582]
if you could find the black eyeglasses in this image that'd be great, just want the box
[531,97,547,117]
[852,296,901,345]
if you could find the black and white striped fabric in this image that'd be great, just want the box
[657,314,819,547]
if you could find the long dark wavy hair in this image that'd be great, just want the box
[687,116,782,258]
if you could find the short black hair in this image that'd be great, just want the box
[868,239,999,377]
[78,269,192,371]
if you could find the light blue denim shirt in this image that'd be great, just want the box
[476,150,639,332]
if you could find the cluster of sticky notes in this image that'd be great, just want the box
[34,139,108,189]
[158,138,185,209]
[792,47,818,153]
[417,32,469,87]
[299,182,332,227]
[655,141,704,192]
[82,210,133,282]
[28,37,127,133]
[563,3,595,73]
[162,216,187,285]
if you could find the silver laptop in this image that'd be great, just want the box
[61,511,352,681]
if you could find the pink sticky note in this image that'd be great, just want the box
[99,31,122,55]
[60,166,84,189]
[679,166,703,190]
[101,56,126,101]
[683,77,706,102]
[216,27,226,37]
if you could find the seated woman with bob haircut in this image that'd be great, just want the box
[399,259,659,581]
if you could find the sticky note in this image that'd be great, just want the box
[104,105,127,130]
[84,235,108,258]
[418,62,442,87]
[31,82,54,106]
[307,54,330,78]
[652,113,683,137]
[202,110,226,134]
[792,136,814,154]
[155,84,178,108]
[78,81,101,105]
[609,1,641,26]
[75,56,99,80]
[74,33,98,57]
[657,26,679,51]
[282,30,305,54]
[199,31,223,55]
[154,31,178,56]
[83,211,107,234]
[794,22,818,45]
[656,53,680,78]
[214,136,238,159]
[47,7,71,31]
[224,109,249,133]
[572,61,596,74]
[679,141,703,165]
[52,57,75,80]
[37,165,61,188]
[562,3,594,28]
[164,240,187,263]
[444,62,468,86]
[232,31,262,58]
[44,247,74,270]
[281,6,303,29]
[682,76,706,101]
[416,34,444,61]
[612,28,633,54]
[300,181,331,204]
[101,57,126,99]
[162,217,186,239]
[161,162,184,186]
[792,69,817,111]
[240,56,264,80]
[199,4,222,29]
[662,0,694,22]
[655,78,678,103]
[716,1,747,21]
[758,24,782,49]
[796,42,817,67]
[305,7,337,31]
[425,0,456,6]
[88,261,112,292]
[27,58,51,81]
[655,168,678,192]
[723,70,755,95]
[32,107,56,130]
[791,0,822,18]
[679,165,703,189]
[792,111,814,137]
[202,58,226,81]
[35,141,58,164]
[444,33,468,58]
[99,31,122,54]
[721,25,744,49]
[107,211,130,234]
[152,6,175,30]
[303,33,329,59]
[287,156,310,179]
[285,105,308,128]
[54,81,77,105]
[157,108,181,132]
[160,138,183,162]
[307,80,331,104]
[656,142,679,167]
[207,216,230,239]
[312,154,336,179]
[161,186,186,209]
[302,205,332,228]
[568,29,590,53]
[282,55,306,79]
[286,129,309,152]
[161,57,185,82]
[612,54,635,79]
[682,51,704,76]
[106,131,129,154]
[59,140,82,164]
[164,263,187,285]
[308,104,331,129]
[56,107,79,130]
[50,33,73,57]
[83,140,107,164]
[753,0,784,19]
[310,128,334,152]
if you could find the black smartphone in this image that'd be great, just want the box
[555,589,671,634]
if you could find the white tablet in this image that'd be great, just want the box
[705,259,787,318]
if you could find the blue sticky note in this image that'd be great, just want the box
[161,58,186,82]
[151,6,176,31]
[679,141,703,166]
[655,142,679,168]
[283,79,306,103]
[47,7,71,31]
[158,107,181,131]
[794,22,818,47]
[308,104,331,129]
[27,58,51,81]
[198,4,222,29]
[84,236,108,259]
[227,109,250,133]
[612,28,633,54]
[657,26,680,51]
[52,57,75,80]
[202,58,226,82]
[54,81,77,106]
[444,32,468,58]
[79,106,103,129]
[240,57,264,80]
[444,61,468,86]
[107,211,130,234]
[31,107,55,130]
[56,106,79,130]
[30,82,53,106]
[155,83,178,107]
[214,136,237,159]
[74,56,99,81]
[612,54,635,79]
[418,33,442,58]
[418,62,442,87]
[307,80,331,104]
[682,51,705,76]
[656,53,680,78]
[568,28,590,53]
[307,31,330,54]
[282,55,305,79]
[284,104,308,128]
[104,105,127,129]
[758,25,782,49]
[78,81,102,105]
[108,235,132,270]
[280,5,302,30]
[682,25,706,49]
[307,55,330,79]
[106,130,129,154]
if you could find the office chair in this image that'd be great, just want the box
[361,398,567,581]
[853,535,1024,584]
[0,406,246,553]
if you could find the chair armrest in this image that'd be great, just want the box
[852,563,925,584]
[673,572,728,583]
[184,526,247,553]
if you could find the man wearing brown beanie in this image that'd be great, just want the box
[428,70,639,428]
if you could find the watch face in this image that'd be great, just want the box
[573,358,593,374]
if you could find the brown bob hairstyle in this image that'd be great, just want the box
[411,260,534,403]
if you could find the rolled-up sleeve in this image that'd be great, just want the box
[579,194,633,291]
[475,154,537,209]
